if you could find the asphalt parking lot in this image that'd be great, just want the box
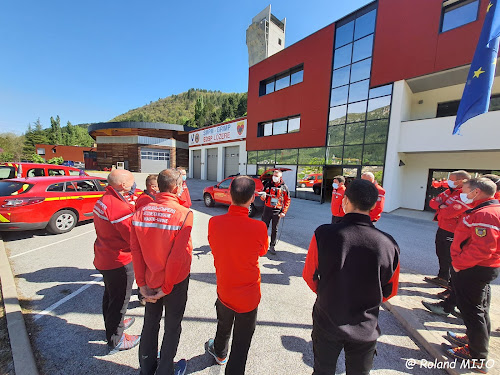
[1,176,466,374]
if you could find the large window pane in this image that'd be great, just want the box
[362,166,384,185]
[363,144,386,165]
[442,0,479,33]
[264,122,272,136]
[332,66,350,88]
[266,81,275,95]
[275,74,290,91]
[354,10,376,40]
[352,35,373,62]
[257,150,276,164]
[291,70,303,85]
[350,58,371,83]
[327,125,345,146]
[367,96,391,120]
[347,101,367,123]
[326,147,343,165]
[343,145,362,165]
[329,105,347,125]
[333,44,352,69]
[364,119,388,144]
[369,84,392,98]
[344,122,365,145]
[335,21,354,48]
[348,79,369,103]
[273,120,287,135]
[288,117,301,133]
[331,86,349,107]
[276,149,298,164]
[247,151,257,164]
[299,147,326,165]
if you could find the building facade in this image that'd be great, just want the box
[35,144,97,169]
[246,0,500,210]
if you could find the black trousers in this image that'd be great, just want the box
[435,228,454,281]
[262,206,281,246]
[99,262,135,348]
[331,216,343,224]
[139,276,189,375]
[213,299,257,375]
[453,266,500,360]
[312,323,376,375]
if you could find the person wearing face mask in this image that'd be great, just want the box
[93,169,140,353]
[303,179,400,375]
[330,175,346,224]
[136,174,159,210]
[426,170,471,289]
[176,167,192,208]
[443,178,500,368]
[261,169,291,255]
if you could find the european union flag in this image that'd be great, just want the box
[454,1,500,135]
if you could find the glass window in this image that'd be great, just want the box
[367,96,391,120]
[275,74,290,91]
[0,181,33,196]
[247,151,257,164]
[489,95,500,111]
[46,183,64,192]
[348,79,370,103]
[266,81,275,94]
[331,86,349,107]
[65,181,77,192]
[352,35,373,62]
[327,125,345,146]
[363,144,386,165]
[27,168,45,177]
[0,166,16,179]
[335,21,354,47]
[347,101,367,123]
[219,179,232,189]
[344,122,365,145]
[354,10,376,40]
[343,145,362,165]
[364,119,389,144]
[288,117,301,133]
[332,66,350,88]
[326,146,343,165]
[276,149,298,164]
[291,70,304,85]
[264,122,273,136]
[69,170,80,176]
[74,180,98,192]
[369,84,392,98]
[48,169,65,176]
[333,44,352,69]
[442,0,479,33]
[329,105,347,125]
[257,150,276,164]
[37,148,46,155]
[273,120,287,135]
[350,58,371,83]
[298,147,325,165]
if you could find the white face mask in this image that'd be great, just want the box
[332,183,339,189]
[460,192,473,204]
[448,179,456,189]
[272,176,280,183]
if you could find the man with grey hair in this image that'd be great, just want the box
[93,169,140,352]
[361,172,386,222]
[176,167,192,208]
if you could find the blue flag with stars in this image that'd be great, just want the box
[454,1,500,135]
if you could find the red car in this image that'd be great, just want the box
[0,162,86,180]
[0,175,107,234]
[298,173,323,188]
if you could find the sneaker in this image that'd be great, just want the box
[437,289,451,300]
[447,331,469,346]
[109,333,140,353]
[174,359,187,375]
[268,246,276,255]
[424,276,450,289]
[123,317,135,330]
[207,339,227,365]
[445,344,472,360]
[422,301,449,316]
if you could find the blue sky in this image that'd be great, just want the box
[0,0,371,134]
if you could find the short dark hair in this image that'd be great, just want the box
[157,169,181,193]
[465,177,496,197]
[145,174,158,186]
[230,176,255,205]
[333,175,345,184]
[344,179,378,211]
[483,174,500,191]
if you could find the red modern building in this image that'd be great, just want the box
[246,0,500,211]
[35,144,97,169]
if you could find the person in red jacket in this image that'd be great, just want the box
[93,169,140,352]
[444,178,500,369]
[130,169,192,375]
[425,170,471,289]
[484,174,500,200]
[361,172,385,222]
[331,175,346,224]
[207,176,268,374]
[177,167,192,208]
[135,174,158,210]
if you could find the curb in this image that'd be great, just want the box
[0,236,39,375]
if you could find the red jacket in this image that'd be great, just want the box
[130,193,193,295]
[262,180,291,214]
[451,199,500,271]
[369,183,386,222]
[429,188,468,233]
[93,186,135,270]
[331,185,346,217]
[208,205,269,313]
[135,191,155,210]
[179,182,192,208]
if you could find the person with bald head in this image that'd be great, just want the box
[361,172,386,223]
[93,169,140,353]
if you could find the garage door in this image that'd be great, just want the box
[207,148,218,181]
[140,149,170,173]
[192,150,201,179]
[224,146,239,178]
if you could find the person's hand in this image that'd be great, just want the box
[150,289,167,301]
[140,285,160,303]
[279,213,285,218]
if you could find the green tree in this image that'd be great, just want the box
[49,115,63,145]
[23,118,49,157]
[30,153,45,163]
[47,156,64,165]
[0,152,14,162]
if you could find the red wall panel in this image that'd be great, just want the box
[246,24,335,151]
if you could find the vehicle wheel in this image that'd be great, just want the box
[204,193,215,207]
[300,183,306,188]
[46,210,77,234]
[313,187,321,195]
[248,203,256,217]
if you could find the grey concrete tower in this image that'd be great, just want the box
[246,5,286,67]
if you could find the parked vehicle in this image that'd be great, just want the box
[0,176,107,234]
[298,173,323,188]
[0,162,86,181]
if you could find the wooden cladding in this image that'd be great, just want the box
[91,128,188,142]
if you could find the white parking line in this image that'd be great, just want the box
[9,230,95,259]
[33,276,103,321]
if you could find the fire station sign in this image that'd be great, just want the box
[189,119,247,146]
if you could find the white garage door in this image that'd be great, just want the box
[192,150,201,179]
[224,146,240,178]
[141,149,170,173]
[207,148,218,181]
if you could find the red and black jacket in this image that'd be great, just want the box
[262,180,291,214]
